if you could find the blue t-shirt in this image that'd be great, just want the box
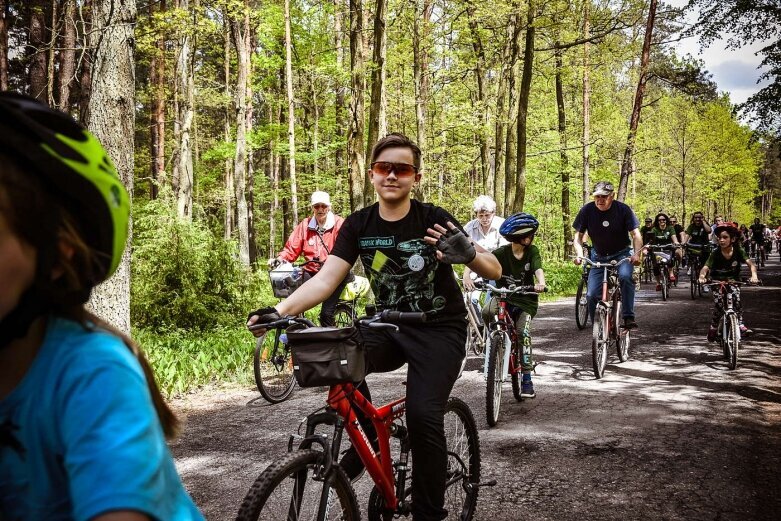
[572,201,640,256]
[0,318,203,521]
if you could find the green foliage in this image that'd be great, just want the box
[131,194,264,332]
[135,327,253,397]
[540,261,583,298]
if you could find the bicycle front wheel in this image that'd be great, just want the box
[592,307,609,379]
[661,267,669,301]
[443,397,481,521]
[485,333,506,427]
[726,314,740,370]
[689,262,697,300]
[254,329,296,404]
[575,277,589,330]
[613,296,630,362]
[236,449,360,521]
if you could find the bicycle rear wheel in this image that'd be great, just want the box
[236,449,359,521]
[592,307,609,378]
[689,260,698,300]
[485,333,506,427]
[575,277,589,330]
[443,397,481,521]
[254,329,296,404]
[726,314,740,370]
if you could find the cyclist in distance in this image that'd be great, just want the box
[0,93,203,520]
[480,213,547,398]
[644,212,683,290]
[269,190,351,326]
[739,223,751,252]
[682,211,712,271]
[248,133,501,521]
[639,217,655,245]
[698,222,759,340]
[710,215,725,243]
[749,218,767,260]
[572,180,643,329]
[462,195,507,322]
[669,215,684,244]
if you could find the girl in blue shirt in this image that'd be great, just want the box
[0,93,203,521]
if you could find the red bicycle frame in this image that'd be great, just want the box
[492,298,521,377]
[326,383,406,510]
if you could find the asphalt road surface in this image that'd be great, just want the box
[171,254,781,520]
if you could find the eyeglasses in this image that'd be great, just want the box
[370,161,418,178]
[312,204,328,210]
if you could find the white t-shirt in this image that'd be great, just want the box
[464,216,508,251]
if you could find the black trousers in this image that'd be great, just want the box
[355,320,466,521]
[302,271,354,326]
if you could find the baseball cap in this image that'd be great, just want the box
[310,191,331,206]
[592,181,615,196]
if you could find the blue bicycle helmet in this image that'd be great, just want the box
[500,212,539,242]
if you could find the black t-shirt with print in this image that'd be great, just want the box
[331,200,467,321]
[572,200,640,256]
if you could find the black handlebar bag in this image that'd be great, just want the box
[286,326,366,387]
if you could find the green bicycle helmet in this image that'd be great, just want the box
[0,92,129,282]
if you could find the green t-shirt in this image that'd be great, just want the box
[685,223,710,245]
[705,246,748,280]
[492,244,543,316]
[650,226,676,245]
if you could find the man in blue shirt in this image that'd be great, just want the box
[572,181,644,329]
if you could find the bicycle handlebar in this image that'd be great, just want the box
[576,256,632,269]
[247,315,316,331]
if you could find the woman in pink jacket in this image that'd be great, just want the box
[270,191,353,325]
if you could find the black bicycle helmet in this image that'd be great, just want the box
[499,212,539,242]
[0,92,129,283]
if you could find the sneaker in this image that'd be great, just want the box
[623,317,638,330]
[520,378,536,399]
[707,326,717,342]
[656,283,662,291]
[339,446,366,483]
[739,325,752,336]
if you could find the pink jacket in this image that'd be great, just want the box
[277,212,344,273]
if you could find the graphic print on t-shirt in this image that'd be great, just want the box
[362,238,444,312]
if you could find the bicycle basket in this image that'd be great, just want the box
[269,264,304,298]
[286,326,365,387]
[340,275,371,301]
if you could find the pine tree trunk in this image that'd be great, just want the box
[85,0,136,333]
[78,0,93,125]
[57,0,77,112]
[27,1,48,102]
[348,0,367,210]
[149,0,166,199]
[46,1,58,106]
[493,13,519,208]
[173,0,194,220]
[231,7,251,267]
[0,0,8,91]
[618,0,658,201]
[284,0,299,223]
[333,0,347,195]
[365,0,386,170]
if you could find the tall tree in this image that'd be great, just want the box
[284,0,299,223]
[617,0,658,201]
[511,2,535,211]
[348,0,367,209]
[412,0,432,199]
[56,0,77,112]
[365,0,387,170]
[27,1,48,102]
[172,0,194,219]
[223,15,233,239]
[0,0,8,90]
[555,42,572,257]
[581,0,591,204]
[86,0,137,332]
[466,4,489,192]
[231,3,251,266]
[149,0,166,199]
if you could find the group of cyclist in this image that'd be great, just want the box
[0,92,770,520]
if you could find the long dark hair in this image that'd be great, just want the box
[0,154,179,438]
